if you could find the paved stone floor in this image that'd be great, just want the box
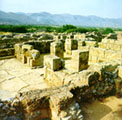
[0,58,48,100]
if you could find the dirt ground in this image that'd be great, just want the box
[82,96,122,120]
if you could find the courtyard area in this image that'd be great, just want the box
[0,58,48,100]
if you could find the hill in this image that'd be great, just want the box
[0,11,122,28]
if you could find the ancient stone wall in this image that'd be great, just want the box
[14,44,43,67]
[78,40,96,49]
[25,40,53,54]
[0,33,53,49]
[89,47,122,64]
[50,41,64,58]
[65,39,78,55]
[0,86,83,120]
[71,50,89,72]
[99,38,122,50]
[0,48,14,57]
[1,31,122,120]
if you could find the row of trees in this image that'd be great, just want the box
[0,25,28,33]
[0,24,115,34]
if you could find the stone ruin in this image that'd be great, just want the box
[0,31,122,120]
[14,44,42,67]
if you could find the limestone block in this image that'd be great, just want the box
[79,70,99,86]
[89,62,119,80]
[64,71,90,86]
[72,40,78,50]
[50,90,73,112]
[89,62,118,73]
[105,50,122,61]
[44,67,65,87]
[118,66,122,79]
[106,43,112,49]
[89,47,105,58]
[88,55,92,62]
[30,59,35,67]
[71,50,89,72]
[74,34,86,39]
[16,53,23,62]
[44,55,64,71]
[114,59,122,65]
[85,41,96,47]
[90,55,98,63]
[67,34,74,39]
[22,44,33,54]
[109,39,116,44]
[29,56,42,67]
[30,49,40,60]
[120,46,122,52]
[65,39,71,45]
[51,41,64,58]
[97,57,105,63]
[65,49,72,55]
[65,39,78,55]
[102,38,108,43]
[0,48,14,57]
[27,57,30,66]
[98,43,107,49]
[54,35,60,40]
[107,33,117,40]
[112,44,121,51]
[65,44,71,50]
[22,55,27,64]
[78,46,90,51]
[115,78,122,93]
[78,40,84,46]
[14,43,23,56]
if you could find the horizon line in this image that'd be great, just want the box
[0,10,122,20]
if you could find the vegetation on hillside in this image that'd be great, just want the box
[0,24,116,34]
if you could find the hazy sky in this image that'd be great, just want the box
[0,0,122,18]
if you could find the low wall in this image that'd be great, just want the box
[99,39,122,51]
[0,48,14,57]
[78,41,96,49]
[0,86,83,120]
[24,40,53,54]
[89,47,122,64]
[0,38,33,49]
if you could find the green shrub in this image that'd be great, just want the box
[0,24,115,34]
[102,28,114,34]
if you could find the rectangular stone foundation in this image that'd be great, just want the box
[50,41,64,58]
[71,50,89,72]
[44,55,64,71]
[65,39,78,55]
[44,67,65,87]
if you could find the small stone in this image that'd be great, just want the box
[92,90,96,93]
[78,114,84,119]
[61,115,72,120]
[75,103,80,109]
[70,105,76,111]
[2,104,9,110]
[69,110,76,115]
[76,109,82,116]
[10,107,16,111]
[60,111,67,117]
[0,103,4,107]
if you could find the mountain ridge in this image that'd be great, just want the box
[0,10,122,28]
